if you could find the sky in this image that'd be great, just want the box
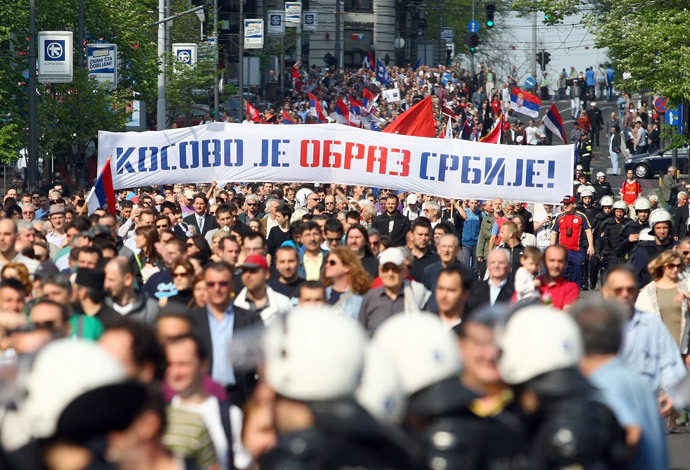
[468,10,609,84]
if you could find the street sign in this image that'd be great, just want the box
[244,19,264,49]
[654,96,668,113]
[666,107,678,126]
[441,27,453,41]
[38,31,73,83]
[303,12,317,32]
[172,43,197,70]
[87,44,118,89]
[524,77,536,89]
[267,11,285,35]
[467,21,480,33]
[285,2,301,27]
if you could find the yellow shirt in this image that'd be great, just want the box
[303,251,324,281]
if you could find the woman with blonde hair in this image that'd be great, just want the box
[636,250,690,353]
[1,263,32,297]
[322,246,373,321]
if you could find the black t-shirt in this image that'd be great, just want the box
[268,277,305,299]
[328,289,344,305]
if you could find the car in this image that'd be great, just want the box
[624,147,689,179]
[171,104,210,128]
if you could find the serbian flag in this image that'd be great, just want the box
[382,96,435,138]
[307,92,326,123]
[334,98,350,125]
[363,88,378,112]
[282,110,294,124]
[246,101,261,122]
[543,103,567,143]
[86,157,116,215]
[459,118,470,140]
[363,52,375,72]
[510,87,541,118]
[480,114,503,144]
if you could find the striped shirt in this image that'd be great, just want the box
[164,406,218,469]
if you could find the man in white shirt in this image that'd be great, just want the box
[46,204,68,249]
[524,119,539,145]
[166,334,251,470]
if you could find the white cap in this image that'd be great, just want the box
[25,339,127,439]
[263,307,366,401]
[596,172,606,178]
[379,247,405,267]
[407,193,418,205]
[576,165,583,171]
[183,189,195,199]
[373,313,462,395]
[355,344,407,425]
[497,306,583,385]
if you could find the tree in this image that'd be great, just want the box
[0,0,159,186]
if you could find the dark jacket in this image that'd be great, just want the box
[104,291,160,325]
[182,213,218,236]
[465,279,515,315]
[674,204,689,239]
[373,210,411,247]
[190,305,264,407]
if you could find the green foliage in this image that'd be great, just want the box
[0,0,159,168]
[0,123,21,164]
[166,52,217,125]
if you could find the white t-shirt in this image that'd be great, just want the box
[533,209,554,249]
[171,396,251,470]
[525,125,539,145]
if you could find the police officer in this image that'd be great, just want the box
[576,189,598,289]
[597,200,630,270]
[258,308,421,469]
[577,132,594,177]
[374,313,532,470]
[588,195,614,289]
[498,306,631,469]
[593,172,614,202]
[630,209,677,286]
[615,197,652,260]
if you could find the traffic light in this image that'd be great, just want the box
[468,33,479,53]
[537,50,551,71]
[543,51,551,65]
[486,2,495,27]
[446,49,452,65]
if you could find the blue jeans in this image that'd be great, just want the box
[610,151,619,175]
[564,249,585,288]
[462,244,477,273]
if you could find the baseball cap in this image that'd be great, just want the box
[379,247,405,267]
[561,195,576,204]
[407,194,418,205]
[241,254,269,271]
[576,165,583,171]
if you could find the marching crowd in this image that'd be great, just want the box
[0,60,687,470]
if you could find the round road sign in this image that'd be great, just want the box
[654,96,668,113]
[524,77,536,89]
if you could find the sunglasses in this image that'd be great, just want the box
[611,286,637,295]
[247,203,257,206]
[156,224,169,228]
[326,237,341,243]
[682,251,690,256]
[381,263,402,273]
[206,281,230,288]
[327,259,338,266]
[668,263,682,270]
[172,271,190,278]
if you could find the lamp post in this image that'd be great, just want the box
[28,0,37,188]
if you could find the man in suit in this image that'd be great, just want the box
[465,247,514,315]
[503,121,522,145]
[673,191,689,240]
[183,194,218,237]
[191,261,263,407]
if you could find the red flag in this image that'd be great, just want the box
[245,101,261,122]
[86,157,116,215]
[382,96,435,137]
[307,92,327,123]
[480,114,503,144]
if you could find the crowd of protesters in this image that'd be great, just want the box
[0,60,688,469]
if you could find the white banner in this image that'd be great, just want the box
[98,124,575,203]
[244,19,264,49]
[382,88,400,102]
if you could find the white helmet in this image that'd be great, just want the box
[599,196,614,206]
[596,171,606,178]
[497,306,583,385]
[648,209,673,229]
[263,307,366,401]
[580,189,595,198]
[612,200,628,213]
[355,344,407,425]
[25,339,129,439]
[373,313,462,395]
[633,197,652,211]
